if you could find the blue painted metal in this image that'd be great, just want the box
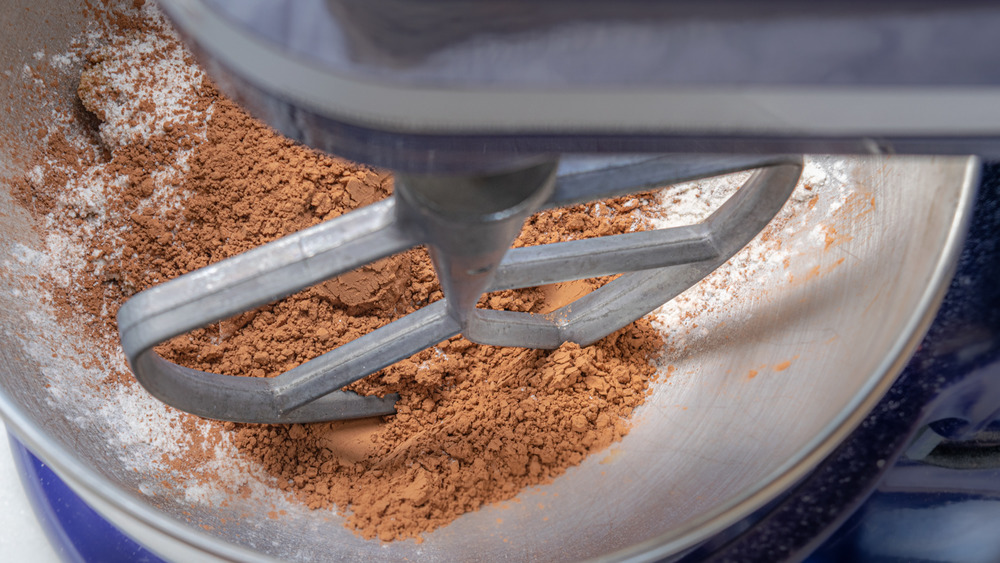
[698,162,1000,562]
[803,163,1000,563]
[9,435,164,563]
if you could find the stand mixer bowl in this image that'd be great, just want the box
[0,1,979,560]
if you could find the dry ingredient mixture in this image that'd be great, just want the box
[12,5,671,542]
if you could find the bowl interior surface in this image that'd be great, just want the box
[0,2,976,561]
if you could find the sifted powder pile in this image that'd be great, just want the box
[15,5,668,543]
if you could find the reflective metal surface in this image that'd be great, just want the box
[0,2,979,562]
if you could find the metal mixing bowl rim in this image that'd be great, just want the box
[605,155,981,562]
[0,156,981,562]
[0,395,275,561]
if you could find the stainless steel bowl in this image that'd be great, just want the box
[0,2,979,561]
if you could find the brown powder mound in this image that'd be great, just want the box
[18,9,668,543]
[223,324,660,542]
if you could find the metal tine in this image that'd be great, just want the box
[489,155,800,292]
[547,154,799,208]
[271,301,460,413]
[465,161,803,348]
[489,225,718,292]
[118,198,419,423]
[131,352,399,423]
[559,162,802,345]
[125,301,458,423]
[118,199,412,355]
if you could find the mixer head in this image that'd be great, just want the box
[156,0,1000,169]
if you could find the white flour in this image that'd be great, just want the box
[647,157,853,355]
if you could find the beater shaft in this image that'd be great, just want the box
[118,155,801,423]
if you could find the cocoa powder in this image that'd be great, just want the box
[16,7,667,543]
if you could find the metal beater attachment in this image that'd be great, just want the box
[117,155,802,423]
